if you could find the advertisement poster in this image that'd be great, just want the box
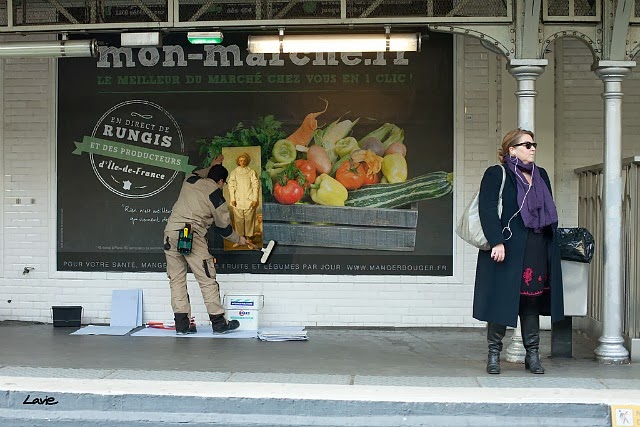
[57,32,454,275]
[221,146,263,251]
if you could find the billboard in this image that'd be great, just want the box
[57,32,454,275]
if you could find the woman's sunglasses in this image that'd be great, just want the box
[512,141,537,149]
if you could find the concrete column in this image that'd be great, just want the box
[593,61,635,364]
[505,59,548,364]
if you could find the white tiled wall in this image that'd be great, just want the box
[554,38,640,226]
[1,35,639,327]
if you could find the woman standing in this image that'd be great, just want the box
[473,128,564,375]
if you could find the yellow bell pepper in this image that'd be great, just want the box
[381,153,408,183]
[310,174,348,206]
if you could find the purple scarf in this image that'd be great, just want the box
[504,157,558,231]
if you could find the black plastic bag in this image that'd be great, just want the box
[557,227,595,263]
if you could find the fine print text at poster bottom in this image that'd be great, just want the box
[215,254,452,276]
[58,253,452,276]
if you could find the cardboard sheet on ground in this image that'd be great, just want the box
[70,289,143,336]
[110,289,143,327]
[257,326,308,341]
[131,327,258,339]
[70,325,135,336]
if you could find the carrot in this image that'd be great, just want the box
[287,98,329,146]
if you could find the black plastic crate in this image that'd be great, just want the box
[51,306,82,327]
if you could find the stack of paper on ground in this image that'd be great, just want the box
[257,326,308,341]
[131,327,257,339]
[71,289,143,336]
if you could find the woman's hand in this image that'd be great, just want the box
[491,243,505,262]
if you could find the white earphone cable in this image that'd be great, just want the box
[502,157,534,240]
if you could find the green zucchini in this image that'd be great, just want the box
[345,171,453,208]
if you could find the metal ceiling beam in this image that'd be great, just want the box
[132,0,162,22]
[429,24,514,58]
[607,0,633,60]
[445,0,471,17]
[360,0,384,19]
[1,0,513,32]
[89,1,97,24]
[6,0,638,63]
[47,0,79,25]
[426,0,434,17]
[0,15,513,34]
[188,0,217,22]
[541,24,600,61]
[627,26,640,59]
[7,0,13,27]
[275,0,300,20]
[518,0,542,58]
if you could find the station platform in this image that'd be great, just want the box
[0,321,638,426]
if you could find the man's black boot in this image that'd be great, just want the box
[174,313,195,335]
[188,316,198,334]
[521,315,545,374]
[486,322,507,374]
[210,313,240,334]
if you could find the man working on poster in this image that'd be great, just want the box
[163,155,247,334]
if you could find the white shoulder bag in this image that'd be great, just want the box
[456,165,506,251]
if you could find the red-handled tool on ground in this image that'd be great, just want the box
[147,317,196,330]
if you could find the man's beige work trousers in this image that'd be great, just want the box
[164,231,224,316]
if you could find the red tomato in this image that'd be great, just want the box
[273,179,304,205]
[294,159,316,188]
[362,164,382,185]
[335,161,366,190]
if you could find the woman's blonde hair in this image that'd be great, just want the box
[236,152,251,165]
[498,128,534,163]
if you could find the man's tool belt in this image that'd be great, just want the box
[177,224,193,255]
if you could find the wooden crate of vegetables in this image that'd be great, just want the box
[262,202,419,251]
[197,100,453,252]
[262,169,452,251]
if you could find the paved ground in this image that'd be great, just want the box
[1,321,638,380]
[0,321,638,426]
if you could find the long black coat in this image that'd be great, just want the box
[472,164,564,327]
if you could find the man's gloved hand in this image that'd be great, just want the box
[211,154,224,166]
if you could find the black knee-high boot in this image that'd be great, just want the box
[520,314,545,374]
[487,323,507,374]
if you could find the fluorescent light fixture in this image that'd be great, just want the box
[187,31,224,44]
[0,40,98,58]
[247,33,420,53]
[121,32,161,47]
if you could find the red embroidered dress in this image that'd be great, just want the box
[520,230,549,297]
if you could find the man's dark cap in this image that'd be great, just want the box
[207,164,229,183]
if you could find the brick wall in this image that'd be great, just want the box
[0,35,485,327]
[554,38,640,226]
[1,35,56,322]
[456,36,501,327]
[3,35,637,328]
